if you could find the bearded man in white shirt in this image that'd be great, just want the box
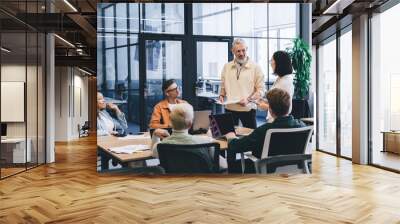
[219,38,265,129]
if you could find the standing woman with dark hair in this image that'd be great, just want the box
[149,79,187,129]
[258,51,294,120]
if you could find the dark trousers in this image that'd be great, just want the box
[225,109,257,129]
[226,150,255,173]
[226,150,278,174]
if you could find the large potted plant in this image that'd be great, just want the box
[286,37,312,100]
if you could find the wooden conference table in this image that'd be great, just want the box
[97,127,253,170]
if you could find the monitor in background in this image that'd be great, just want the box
[190,110,211,134]
[1,123,7,139]
[209,113,236,139]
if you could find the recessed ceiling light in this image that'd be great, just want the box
[1,47,11,53]
[54,34,75,48]
[63,0,78,12]
[78,67,92,76]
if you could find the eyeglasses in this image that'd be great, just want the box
[166,86,181,92]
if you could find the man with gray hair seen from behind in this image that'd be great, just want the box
[152,103,227,169]
[219,38,265,129]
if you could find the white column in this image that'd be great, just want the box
[46,33,55,163]
[352,14,369,164]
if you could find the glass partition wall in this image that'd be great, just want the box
[316,26,352,159]
[317,35,337,155]
[370,3,400,171]
[0,1,46,179]
[97,3,302,132]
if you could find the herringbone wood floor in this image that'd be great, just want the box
[1,136,400,223]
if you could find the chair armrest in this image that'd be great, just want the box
[258,154,311,165]
[244,153,258,162]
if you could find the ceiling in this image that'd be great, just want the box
[1,0,396,72]
[310,0,389,43]
[0,0,96,73]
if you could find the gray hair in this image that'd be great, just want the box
[170,103,194,130]
[232,38,247,49]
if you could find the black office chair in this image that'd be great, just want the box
[240,126,314,174]
[78,121,90,138]
[157,142,220,174]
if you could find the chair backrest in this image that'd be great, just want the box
[261,126,313,159]
[157,142,220,173]
[82,121,90,130]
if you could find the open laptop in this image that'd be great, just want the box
[209,113,236,139]
[1,123,7,140]
[190,110,211,134]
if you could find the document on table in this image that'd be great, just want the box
[117,135,148,140]
[215,99,240,105]
[109,145,149,154]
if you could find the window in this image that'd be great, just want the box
[339,28,352,158]
[141,3,184,34]
[371,4,400,171]
[193,3,232,36]
[268,4,298,38]
[97,3,303,132]
[0,3,46,179]
[196,42,228,80]
[232,4,268,37]
[317,36,337,155]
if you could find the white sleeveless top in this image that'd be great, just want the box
[267,74,294,122]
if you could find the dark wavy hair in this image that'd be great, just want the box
[162,79,176,92]
[272,51,293,77]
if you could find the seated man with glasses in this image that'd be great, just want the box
[149,79,187,129]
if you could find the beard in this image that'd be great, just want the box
[235,56,248,65]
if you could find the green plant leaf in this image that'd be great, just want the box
[286,37,311,99]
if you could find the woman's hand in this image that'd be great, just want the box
[257,100,269,111]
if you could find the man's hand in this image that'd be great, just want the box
[219,95,224,103]
[238,98,249,106]
[107,103,121,114]
[225,132,237,139]
[153,129,170,139]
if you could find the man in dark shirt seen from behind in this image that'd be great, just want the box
[225,88,306,173]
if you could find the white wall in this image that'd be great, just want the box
[55,67,89,141]
[1,63,46,164]
[1,64,26,138]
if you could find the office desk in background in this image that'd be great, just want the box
[97,134,153,170]
[382,131,400,154]
[196,91,220,114]
[97,127,253,171]
[104,97,127,105]
[1,138,32,165]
